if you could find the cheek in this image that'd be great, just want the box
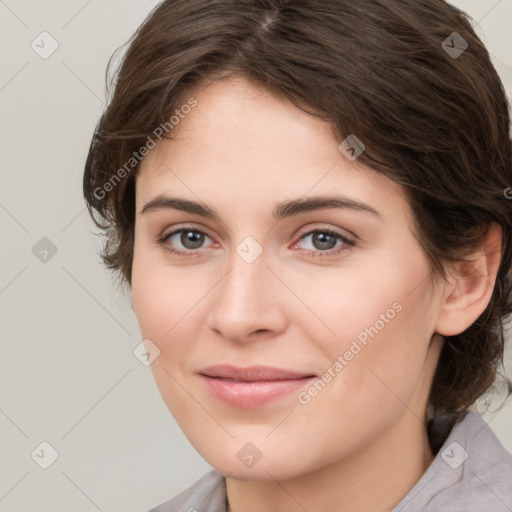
[131,248,209,376]
[301,256,429,356]
[131,260,200,423]
[330,299,433,428]
[132,274,197,359]
[132,238,187,338]
[307,253,435,405]
[292,299,432,467]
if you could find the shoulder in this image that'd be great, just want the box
[393,411,512,512]
[146,469,227,512]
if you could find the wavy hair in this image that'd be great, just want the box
[83,0,512,426]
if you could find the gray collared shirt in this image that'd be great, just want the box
[147,412,512,512]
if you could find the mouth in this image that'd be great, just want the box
[198,365,317,408]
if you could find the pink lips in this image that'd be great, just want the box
[199,365,316,408]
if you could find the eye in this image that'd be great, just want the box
[292,228,355,257]
[158,226,355,258]
[159,227,214,256]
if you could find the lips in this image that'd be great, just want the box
[200,364,315,381]
[199,365,316,408]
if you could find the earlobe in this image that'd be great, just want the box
[435,223,502,337]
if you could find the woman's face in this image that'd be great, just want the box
[131,76,445,480]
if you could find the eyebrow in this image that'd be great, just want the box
[140,194,382,220]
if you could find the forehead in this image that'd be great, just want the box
[136,76,411,223]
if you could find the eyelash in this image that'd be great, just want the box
[158,225,355,258]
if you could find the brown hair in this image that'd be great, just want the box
[83,0,512,424]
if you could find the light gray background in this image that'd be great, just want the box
[1,1,511,511]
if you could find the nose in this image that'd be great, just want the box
[206,247,287,344]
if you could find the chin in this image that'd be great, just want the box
[211,458,300,481]
[193,436,322,482]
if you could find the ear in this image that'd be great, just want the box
[435,223,502,337]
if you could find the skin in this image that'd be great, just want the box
[131,76,502,512]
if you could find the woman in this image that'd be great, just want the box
[83,0,512,510]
